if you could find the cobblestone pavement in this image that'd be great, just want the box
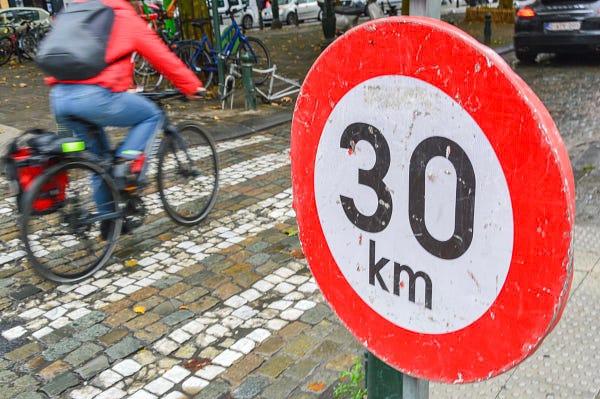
[1,17,599,399]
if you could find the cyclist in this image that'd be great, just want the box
[44,0,204,236]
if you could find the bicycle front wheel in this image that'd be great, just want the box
[235,36,271,86]
[21,160,122,283]
[133,52,164,91]
[157,123,219,225]
[174,40,215,90]
[0,36,12,66]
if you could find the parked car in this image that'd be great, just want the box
[513,0,535,9]
[514,0,600,63]
[261,0,321,26]
[0,7,51,33]
[209,0,260,29]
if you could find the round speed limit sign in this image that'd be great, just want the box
[291,17,575,383]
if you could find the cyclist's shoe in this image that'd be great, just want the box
[113,154,146,192]
[123,195,145,232]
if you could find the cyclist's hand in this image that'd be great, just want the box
[186,87,206,100]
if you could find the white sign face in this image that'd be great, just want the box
[314,75,514,334]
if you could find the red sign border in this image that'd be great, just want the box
[291,17,575,383]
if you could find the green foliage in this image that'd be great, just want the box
[333,356,367,399]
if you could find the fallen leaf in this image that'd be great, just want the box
[283,228,298,236]
[18,83,27,88]
[133,306,146,314]
[183,357,212,370]
[308,381,326,391]
[179,305,188,310]
[213,115,220,120]
[290,249,305,259]
[124,259,138,267]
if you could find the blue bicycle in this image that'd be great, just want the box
[176,5,272,89]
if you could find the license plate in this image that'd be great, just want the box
[545,21,581,31]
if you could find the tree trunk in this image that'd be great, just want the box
[178,0,213,41]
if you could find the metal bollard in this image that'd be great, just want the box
[241,52,257,110]
[484,12,492,45]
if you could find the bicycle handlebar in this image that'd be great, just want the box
[140,89,205,102]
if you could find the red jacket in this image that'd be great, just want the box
[46,0,201,95]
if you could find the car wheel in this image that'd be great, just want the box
[318,10,322,20]
[287,12,298,25]
[242,15,253,30]
[516,50,537,64]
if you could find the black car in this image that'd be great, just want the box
[514,0,600,63]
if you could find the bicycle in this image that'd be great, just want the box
[3,90,219,283]
[221,63,300,108]
[0,23,28,66]
[177,5,271,89]
[133,2,184,91]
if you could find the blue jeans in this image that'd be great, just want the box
[50,84,163,213]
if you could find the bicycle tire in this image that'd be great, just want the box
[234,36,272,86]
[157,122,219,225]
[21,159,123,283]
[0,36,12,66]
[174,40,215,90]
[20,31,38,60]
[133,53,164,91]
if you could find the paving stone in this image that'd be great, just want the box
[95,386,127,399]
[0,369,17,384]
[153,300,183,315]
[113,358,143,377]
[5,342,42,361]
[41,339,81,362]
[284,359,320,381]
[261,376,299,399]
[68,385,105,399]
[176,377,206,396]
[232,376,270,399]
[221,353,264,386]
[145,376,175,396]
[38,360,71,381]
[257,355,294,378]
[76,356,110,380]
[152,275,184,290]
[255,335,284,355]
[162,365,191,383]
[162,309,195,326]
[283,334,320,357]
[71,310,107,331]
[40,372,80,397]
[64,342,103,367]
[13,392,46,399]
[125,313,161,330]
[73,324,111,342]
[99,328,129,345]
[94,369,124,389]
[8,284,42,301]
[128,390,159,399]
[106,337,144,361]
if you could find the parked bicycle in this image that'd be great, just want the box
[133,1,184,91]
[177,5,271,89]
[3,91,219,283]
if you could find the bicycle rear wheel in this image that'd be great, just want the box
[0,36,12,66]
[174,40,215,90]
[157,123,219,225]
[21,160,122,283]
[235,36,271,86]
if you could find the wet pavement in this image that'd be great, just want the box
[1,13,600,399]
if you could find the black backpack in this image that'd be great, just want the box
[36,0,116,80]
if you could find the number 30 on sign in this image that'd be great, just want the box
[291,17,574,383]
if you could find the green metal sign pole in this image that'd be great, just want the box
[366,351,429,399]
[211,1,225,96]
